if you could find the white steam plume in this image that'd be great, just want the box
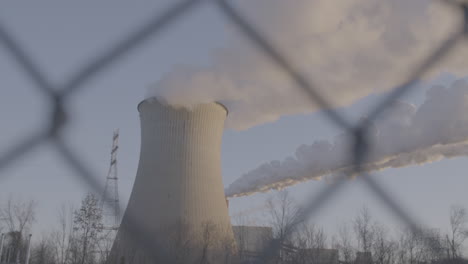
[148,0,466,130]
[225,80,468,197]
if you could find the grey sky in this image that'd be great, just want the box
[0,0,467,249]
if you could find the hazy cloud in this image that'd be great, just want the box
[147,0,465,129]
[225,79,468,197]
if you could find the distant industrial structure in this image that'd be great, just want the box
[232,226,273,263]
[0,232,32,264]
[99,130,122,261]
[109,100,235,263]
[231,224,340,264]
[100,129,121,232]
[100,129,120,231]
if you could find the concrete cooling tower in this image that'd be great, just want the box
[109,99,236,264]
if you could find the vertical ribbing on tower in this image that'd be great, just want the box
[109,100,236,264]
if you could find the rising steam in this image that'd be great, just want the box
[145,0,468,196]
[148,0,466,130]
[225,80,468,197]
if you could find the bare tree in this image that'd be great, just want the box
[168,222,196,264]
[266,191,300,264]
[372,223,397,264]
[396,228,420,264]
[31,234,56,264]
[50,204,75,264]
[73,193,103,264]
[0,196,37,264]
[396,226,447,264]
[231,218,248,262]
[353,206,375,254]
[266,191,299,244]
[423,228,446,262]
[294,223,326,250]
[446,205,468,260]
[333,224,355,263]
[293,223,328,264]
[198,222,216,264]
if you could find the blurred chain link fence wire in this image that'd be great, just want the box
[0,0,467,262]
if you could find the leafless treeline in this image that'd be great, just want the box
[250,191,468,264]
[0,194,112,264]
[1,191,467,264]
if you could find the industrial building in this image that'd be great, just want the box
[109,99,236,264]
[232,226,273,263]
[295,248,339,264]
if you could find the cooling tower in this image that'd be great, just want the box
[109,99,236,264]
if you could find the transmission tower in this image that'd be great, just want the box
[101,129,121,231]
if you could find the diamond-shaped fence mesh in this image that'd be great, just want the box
[1,0,467,263]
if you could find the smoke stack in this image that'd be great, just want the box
[110,99,235,263]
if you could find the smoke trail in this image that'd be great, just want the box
[225,79,468,197]
[147,0,465,130]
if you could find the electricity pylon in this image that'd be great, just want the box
[101,129,121,231]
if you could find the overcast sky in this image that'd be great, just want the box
[0,0,467,249]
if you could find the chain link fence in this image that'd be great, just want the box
[1,0,468,263]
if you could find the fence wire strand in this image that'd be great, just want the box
[1,0,467,263]
[60,0,202,98]
[214,0,352,130]
[0,23,55,95]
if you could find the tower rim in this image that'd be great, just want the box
[138,97,229,116]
